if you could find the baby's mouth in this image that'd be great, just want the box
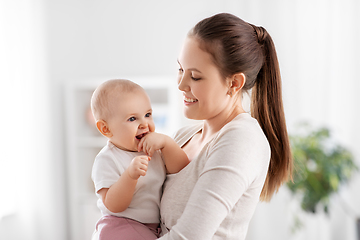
[136,132,148,140]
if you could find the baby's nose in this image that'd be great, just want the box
[139,119,148,129]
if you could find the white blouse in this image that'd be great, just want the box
[159,113,270,239]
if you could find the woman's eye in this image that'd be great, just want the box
[178,68,184,73]
[128,117,136,122]
[191,76,201,81]
[145,112,152,118]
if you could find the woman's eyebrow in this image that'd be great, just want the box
[177,59,202,73]
[188,68,202,73]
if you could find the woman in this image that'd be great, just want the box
[159,13,292,239]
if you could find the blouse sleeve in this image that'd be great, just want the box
[158,124,270,239]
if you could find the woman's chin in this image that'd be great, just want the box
[184,111,202,121]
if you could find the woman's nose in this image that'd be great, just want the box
[178,74,190,92]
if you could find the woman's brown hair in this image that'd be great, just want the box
[189,13,293,201]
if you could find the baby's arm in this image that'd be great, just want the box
[97,155,150,213]
[138,132,189,174]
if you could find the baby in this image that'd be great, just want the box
[91,79,189,240]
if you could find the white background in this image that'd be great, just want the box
[1,0,359,239]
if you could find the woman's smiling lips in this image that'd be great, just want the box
[184,96,198,105]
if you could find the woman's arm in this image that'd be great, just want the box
[138,132,190,174]
[98,155,150,213]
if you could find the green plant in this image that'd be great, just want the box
[287,123,358,214]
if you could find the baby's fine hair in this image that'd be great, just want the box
[91,79,143,121]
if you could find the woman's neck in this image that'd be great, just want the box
[200,105,245,142]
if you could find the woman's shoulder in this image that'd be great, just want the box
[221,113,257,130]
[206,113,271,167]
[216,113,268,146]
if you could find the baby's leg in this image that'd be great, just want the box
[96,215,158,240]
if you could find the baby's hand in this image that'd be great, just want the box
[138,132,167,157]
[127,155,151,180]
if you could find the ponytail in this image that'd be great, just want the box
[251,26,293,202]
[190,13,293,202]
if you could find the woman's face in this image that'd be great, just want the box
[177,37,231,121]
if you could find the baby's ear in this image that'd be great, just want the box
[96,120,112,138]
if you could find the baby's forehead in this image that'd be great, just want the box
[110,86,146,101]
[109,88,152,116]
[107,89,152,114]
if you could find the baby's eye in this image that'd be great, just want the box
[128,117,136,122]
[145,112,152,118]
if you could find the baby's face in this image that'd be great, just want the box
[107,89,155,152]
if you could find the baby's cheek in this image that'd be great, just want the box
[149,122,156,132]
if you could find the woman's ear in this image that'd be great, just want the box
[96,120,112,138]
[230,72,246,93]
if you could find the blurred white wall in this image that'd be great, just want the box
[0,0,56,240]
[1,0,359,240]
